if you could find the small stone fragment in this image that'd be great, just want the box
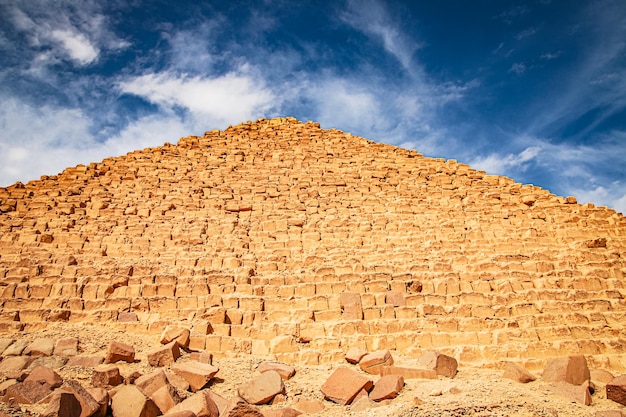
[160,326,191,349]
[105,341,135,364]
[238,370,285,405]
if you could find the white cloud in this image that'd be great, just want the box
[516,27,537,40]
[50,29,99,65]
[470,146,541,175]
[508,62,526,75]
[118,70,276,127]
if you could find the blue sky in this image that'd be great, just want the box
[1,0,625,213]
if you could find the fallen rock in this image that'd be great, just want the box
[0,339,15,355]
[189,352,213,365]
[226,402,265,417]
[111,385,161,417]
[41,390,82,417]
[550,380,592,405]
[238,370,285,405]
[345,347,367,364]
[0,379,18,396]
[166,390,219,417]
[171,361,219,392]
[350,395,376,412]
[86,387,109,417]
[24,338,55,357]
[607,375,626,406]
[591,369,616,385]
[359,350,394,375]
[257,362,296,380]
[63,380,102,417]
[542,355,590,385]
[369,375,404,401]
[150,383,183,414]
[66,356,105,368]
[160,326,191,350]
[163,411,197,417]
[3,380,54,404]
[502,362,536,383]
[147,341,181,367]
[292,398,325,414]
[166,370,190,392]
[2,339,28,356]
[417,351,458,378]
[0,356,34,373]
[105,341,135,364]
[380,366,437,380]
[23,365,63,388]
[54,338,79,357]
[136,369,169,397]
[262,408,302,417]
[321,366,373,405]
[91,364,123,388]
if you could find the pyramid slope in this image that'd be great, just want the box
[1,117,625,368]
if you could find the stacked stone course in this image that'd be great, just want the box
[0,117,625,369]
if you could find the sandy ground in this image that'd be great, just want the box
[1,323,624,417]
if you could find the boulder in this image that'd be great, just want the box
[292,398,325,414]
[23,365,63,388]
[136,369,169,397]
[417,351,458,378]
[238,370,285,405]
[63,380,102,417]
[86,387,109,417]
[3,339,28,356]
[54,338,79,357]
[3,380,54,404]
[41,390,82,417]
[369,375,404,401]
[359,350,394,375]
[150,383,182,414]
[0,356,34,373]
[321,366,373,405]
[345,347,368,364]
[160,326,191,349]
[24,338,55,357]
[166,391,219,417]
[543,355,590,385]
[550,380,592,406]
[189,352,213,365]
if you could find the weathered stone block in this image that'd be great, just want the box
[321,367,373,405]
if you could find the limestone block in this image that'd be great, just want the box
[380,366,437,380]
[3,339,28,356]
[41,390,82,417]
[166,390,219,417]
[550,380,592,405]
[171,361,219,392]
[369,375,404,401]
[4,380,54,404]
[385,291,406,306]
[359,350,394,375]
[91,364,123,388]
[189,352,213,365]
[502,362,536,383]
[542,355,590,385]
[321,367,373,406]
[339,292,363,320]
[24,338,55,357]
[136,369,169,397]
[150,383,183,414]
[345,347,367,364]
[238,370,285,405]
[262,408,302,417]
[105,341,135,364]
[86,387,109,417]
[160,326,191,349]
[147,341,181,367]
[225,402,264,417]
[417,351,458,378]
[257,362,296,380]
[66,356,104,367]
[0,356,34,373]
[54,338,79,357]
[111,385,161,417]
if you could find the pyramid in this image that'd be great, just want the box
[1,117,625,369]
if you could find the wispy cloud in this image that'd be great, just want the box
[508,62,526,75]
[540,51,562,60]
[339,0,420,73]
[516,27,537,40]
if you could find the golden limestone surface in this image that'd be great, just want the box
[0,117,625,368]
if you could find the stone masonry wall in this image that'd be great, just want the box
[1,117,625,369]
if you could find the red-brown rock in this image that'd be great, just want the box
[380,366,437,380]
[171,361,219,392]
[321,367,373,405]
[238,370,285,405]
[189,352,213,365]
[359,350,394,375]
[607,375,626,406]
[550,380,592,405]
[136,369,169,397]
[418,351,458,378]
[291,398,325,414]
[86,387,108,417]
[543,355,590,386]
[160,326,191,349]
[369,375,404,401]
[91,364,123,388]
[24,338,55,357]
[63,380,102,417]
[0,356,34,373]
[150,383,182,414]
[41,390,81,417]
[66,356,105,368]
[105,341,135,364]
[3,380,53,404]
[262,408,302,417]
[257,362,296,380]
[111,385,161,417]
[147,341,181,367]
[54,338,79,357]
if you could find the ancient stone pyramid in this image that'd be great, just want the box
[1,117,625,369]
